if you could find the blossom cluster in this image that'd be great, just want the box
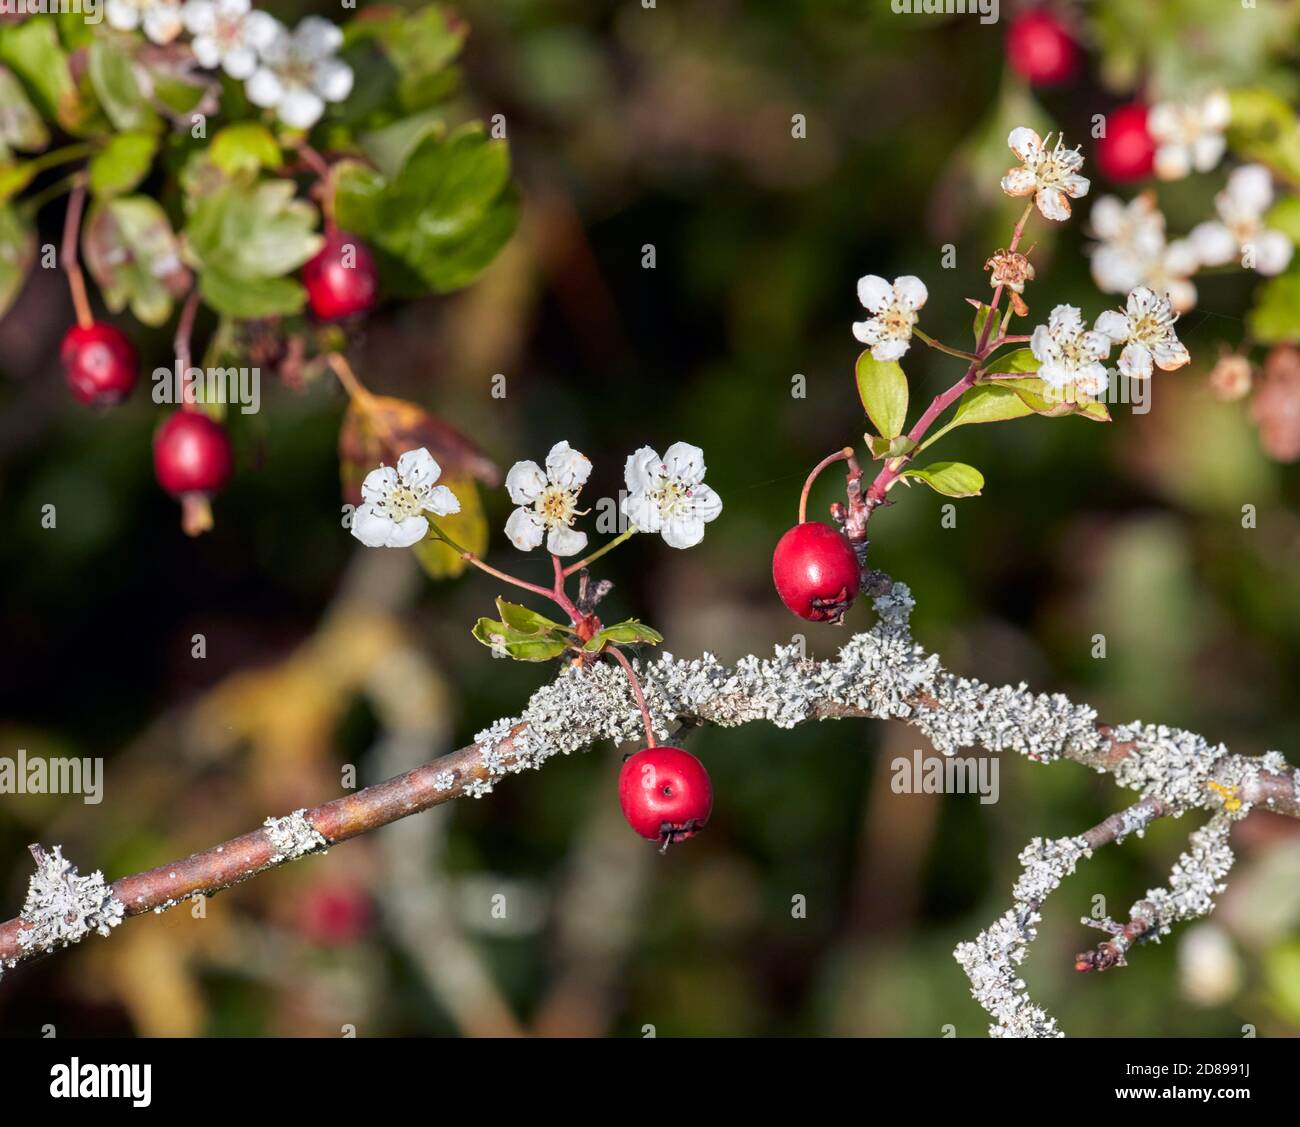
[351,441,723,554]
[106,0,352,128]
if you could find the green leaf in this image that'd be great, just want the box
[1266,198,1300,245]
[471,618,571,662]
[82,196,190,326]
[972,302,1002,345]
[865,433,917,460]
[343,5,466,115]
[582,619,665,651]
[88,40,160,134]
[89,131,158,198]
[184,176,323,284]
[210,123,283,177]
[983,346,1039,376]
[0,66,50,153]
[495,598,573,636]
[0,162,35,204]
[991,376,1112,422]
[332,125,518,295]
[0,203,36,319]
[1227,88,1300,186]
[918,384,1034,452]
[359,111,446,179]
[197,268,306,319]
[1249,268,1300,344]
[855,351,908,439]
[0,21,95,135]
[902,461,985,498]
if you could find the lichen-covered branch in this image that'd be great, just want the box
[1,583,1295,1037]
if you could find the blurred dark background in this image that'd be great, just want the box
[1,0,1298,1036]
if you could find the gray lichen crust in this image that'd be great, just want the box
[14,845,125,956]
[263,810,329,863]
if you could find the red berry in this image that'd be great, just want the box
[772,521,861,623]
[61,322,138,406]
[1096,104,1155,182]
[1006,10,1078,86]
[153,411,233,496]
[619,746,713,846]
[302,230,379,320]
[297,886,374,946]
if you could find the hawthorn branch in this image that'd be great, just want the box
[2,581,1296,1037]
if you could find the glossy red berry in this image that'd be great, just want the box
[619,746,713,846]
[153,411,233,496]
[302,229,379,320]
[1096,103,1155,182]
[772,521,861,623]
[1006,10,1078,85]
[61,322,138,406]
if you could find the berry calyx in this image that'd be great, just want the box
[61,322,138,407]
[1095,104,1155,183]
[1006,10,1078,86]
[302,229,379,320]
[619,746,713,848]
[772,521,861,623]
[153,411,234,496]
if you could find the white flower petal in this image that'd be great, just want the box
[1008,126,1042,162]
[424,484,461,516]
[505,460,547,505]
[296,15,343,58]
[1253,230,1294,276]
[852,319,882,346]
[623,490,662,533]
[1000,167,1037,197]
[1226,165,1273,218]
[1094,309,1130,343]
[505,507,545,551]
[222,45,259,81]
[686,482,723,523]
[1154,144,1191,181]
[661,515,706,550]
[182,0,215,34]
[244,67,285,109]
[360,465,398,503]
[278,86,325,129]
[871,337,910,362]
[314,58,354,104]
[662,441,706,485]
[1119,341,1153,379]
[624,447,663,495]
[1035,186,1072,222]
[1191,134,1226,174]
[892,275,928,311]
[1190,221,1236,267]
[544,441,591,489]
[396,447,440,487]
[856,274,893,314]
[546,524,588,557]
[1152,340,1190,371]
[243,9,284,51]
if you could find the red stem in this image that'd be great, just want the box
[550,554,581,622]
[61,174,93,331]
[799,447,854,523]
[174,288,201,412]
[607,645,656,748]
[864,203,1035,509]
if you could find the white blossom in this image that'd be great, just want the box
[1089,194,1199,314]
[244,15,354,130]
[182,0,262,80]
[504,441,591,557]
[1001,127,1089,222]
[351,448,461,549]
[1030,304,1112,396]
[106,0,184,43]
[852,274,928,362]
[1149,90,1231,181]
[1095,286,1190,380]
[1191,164,1294,276]
[622,442,723,549]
